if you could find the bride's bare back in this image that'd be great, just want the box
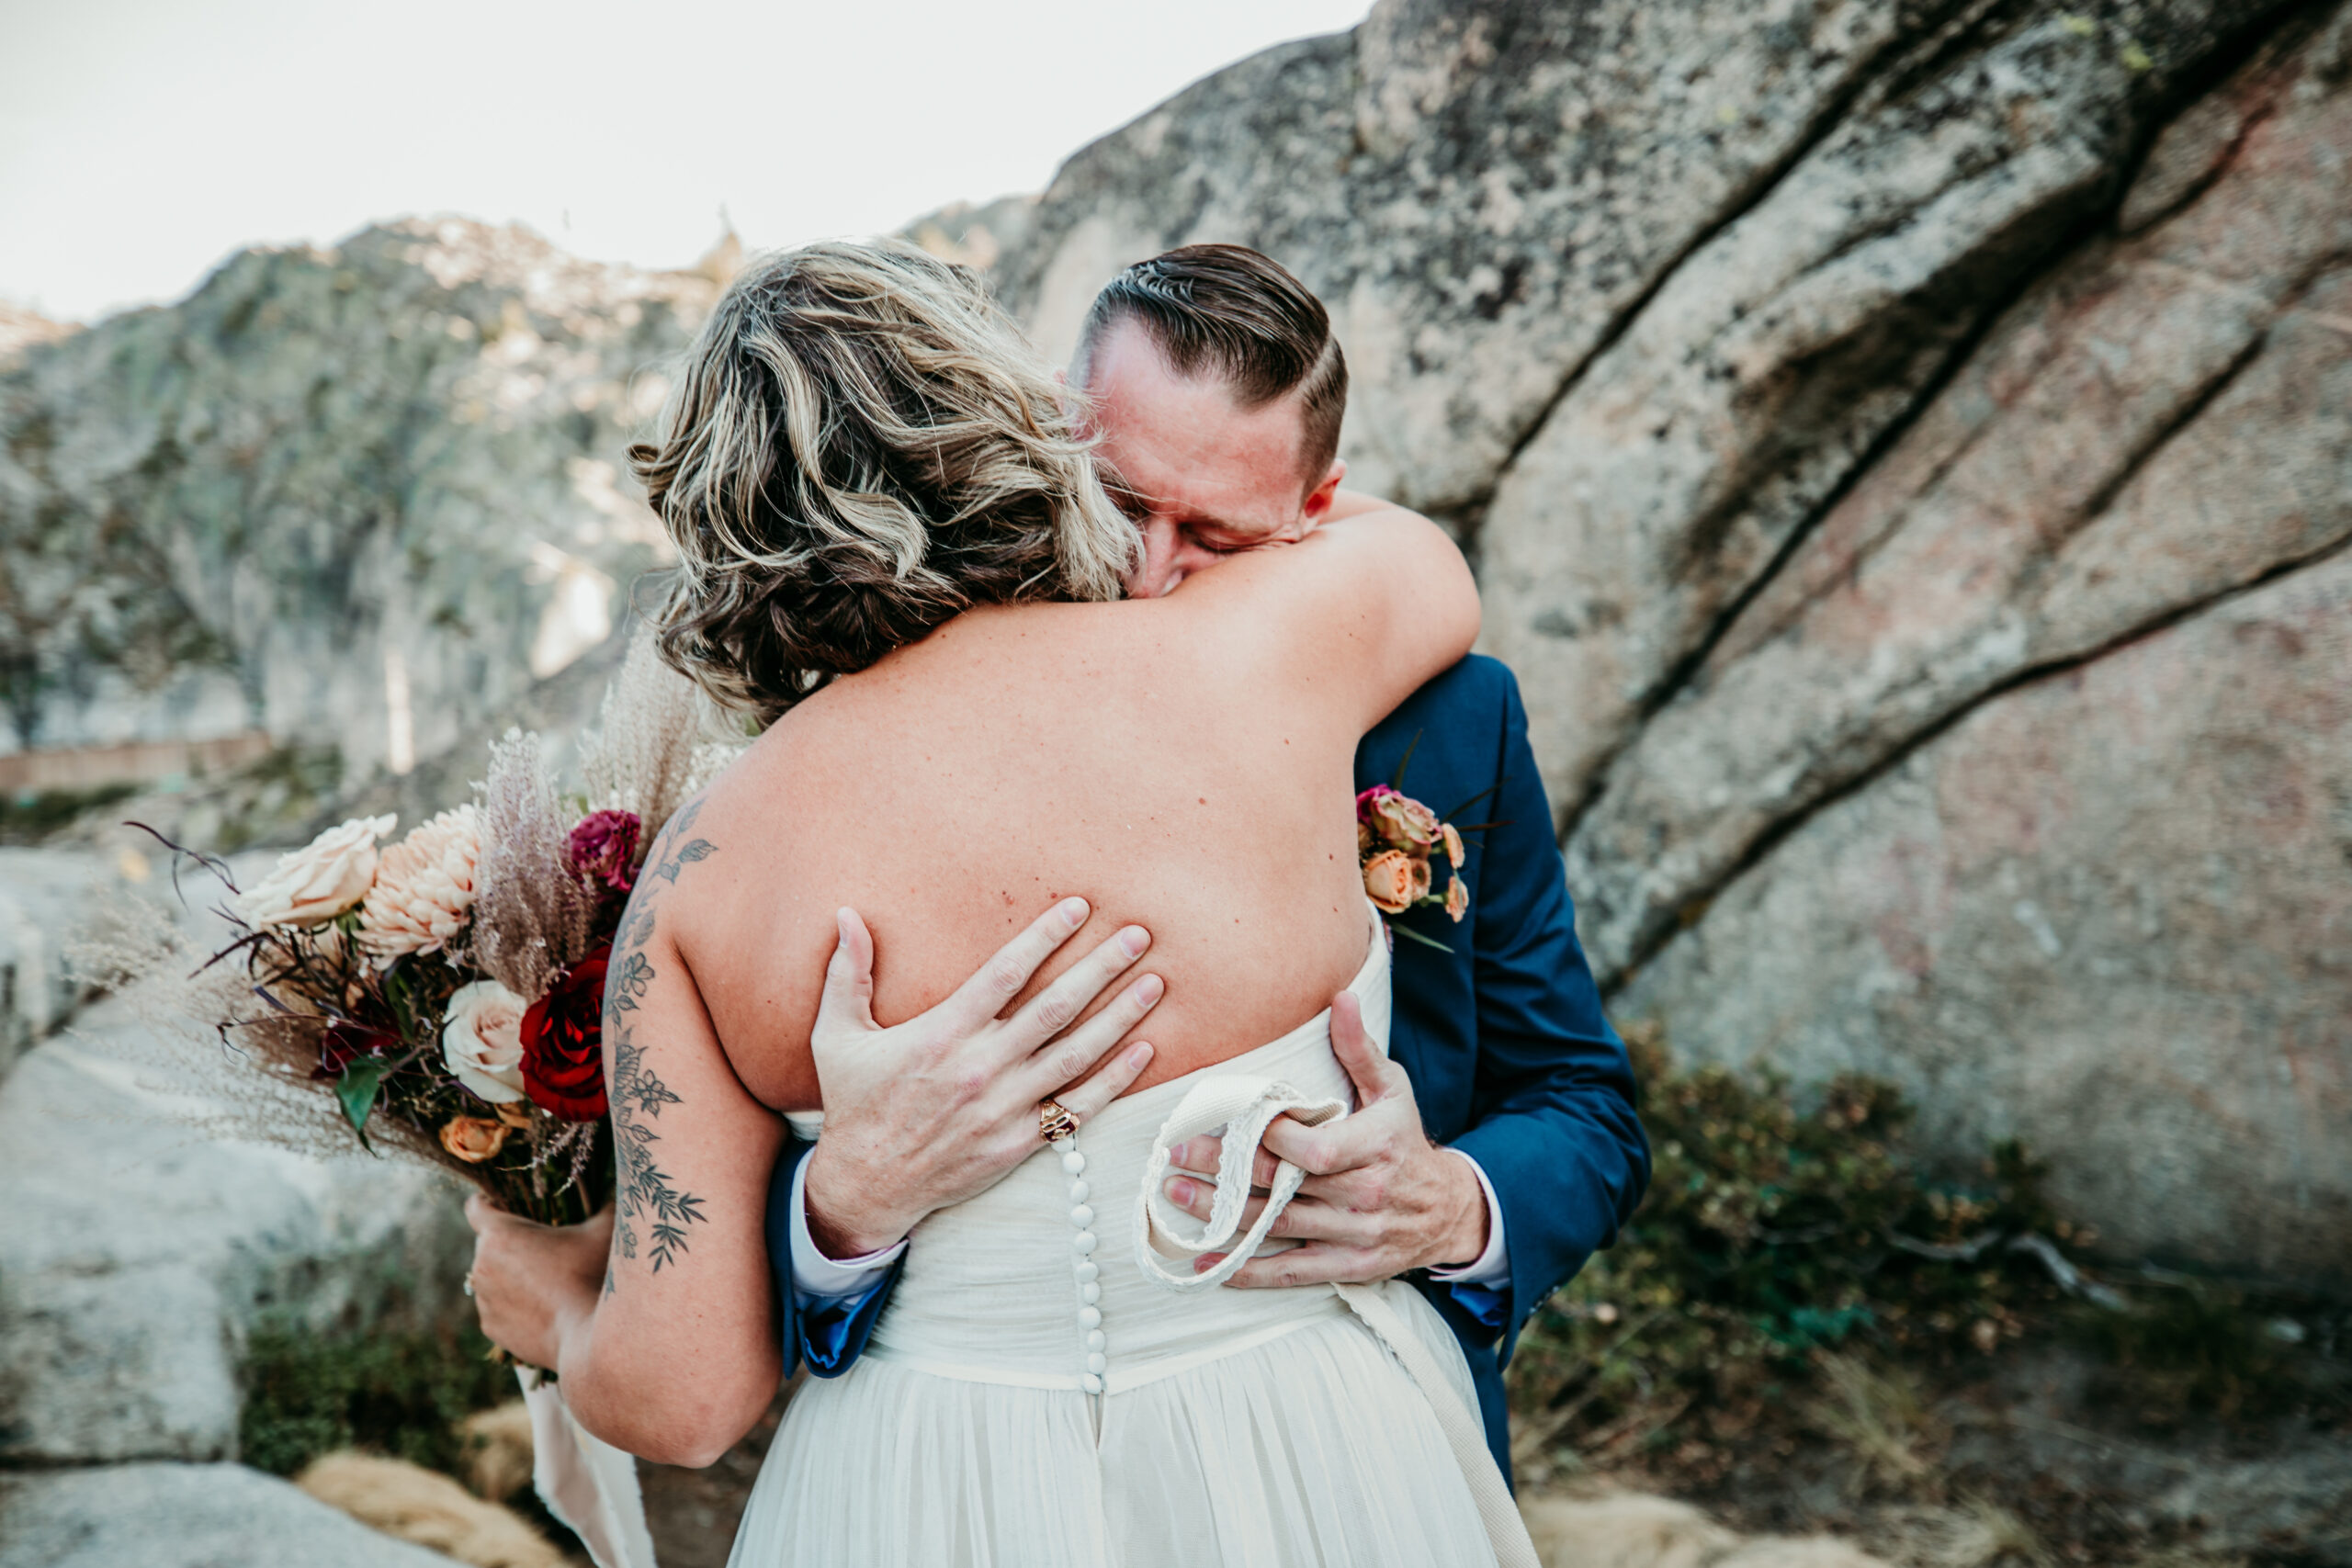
[670,512,1476,1111]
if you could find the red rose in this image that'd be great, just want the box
[567,809,642,894]
[520,944,610,1121]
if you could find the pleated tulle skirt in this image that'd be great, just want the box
[729,1298,1497,1567]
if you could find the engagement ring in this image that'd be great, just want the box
[1038,1100,1080,1144]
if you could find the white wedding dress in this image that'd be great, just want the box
[729,909,1537,1568]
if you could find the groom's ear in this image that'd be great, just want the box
[1302,460,1348,527]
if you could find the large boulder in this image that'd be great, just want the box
[0,1001,471,1463]
[1565,14,2352,976]
[0,1463,460,1568]
[1616,548,2352,1286]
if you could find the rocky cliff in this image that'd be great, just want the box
[983,0,2347,1287]
[1,0,2343,1287]
[0,220,719,782]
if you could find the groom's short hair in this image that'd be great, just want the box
[1072,244,1347,490]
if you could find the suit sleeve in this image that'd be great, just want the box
[764,1129,904,1378]
[1443,671,1651,1363]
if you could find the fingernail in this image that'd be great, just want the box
[1193,1254,1219,1273]
[1167,1178,1193,1205]
[1132,974,1163,1005]
[1127,1042,1154,1067]
[1120,925,1148,957]
[1061,897,1089,928]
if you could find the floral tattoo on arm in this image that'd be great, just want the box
[605,798,717,1290]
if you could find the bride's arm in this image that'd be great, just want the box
[469,808,787,1467]
[1167,503,1479,732]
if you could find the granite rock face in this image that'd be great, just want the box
[0,1002,471,1463]
[0,1463,462,1568]
[0,220,717,781]
[1616,549,2352,1287]
[975,0,2346,1280]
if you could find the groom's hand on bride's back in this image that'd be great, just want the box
[800,898,1166,1258]
[1162,991,1491,1288]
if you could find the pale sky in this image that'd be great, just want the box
[0,0,1370,323]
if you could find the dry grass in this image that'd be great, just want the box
[1809,1353,1943,1498]
[1521,1491,1898,1568]
[1872,1500,2053,1568]
[458,1399,537,1505]
[295,1450,564,1568]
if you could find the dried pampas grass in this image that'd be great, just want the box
[575,628,743,840]
[68,886,441,1169]
[473,729,595,1005]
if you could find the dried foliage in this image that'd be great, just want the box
[473,729,595,1005]
[574,630,708,840]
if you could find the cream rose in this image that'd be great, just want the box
[442,977,528,1103]
[360,805,482,962]
[233,815,395,928]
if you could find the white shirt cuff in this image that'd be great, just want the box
[1424,1148,1510,1292]
[788,1154,906,1300]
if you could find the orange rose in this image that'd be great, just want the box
[1441,823,1464,870]
[439,1114,509,1164]
[1444,875,1469,923]
[1363,850,1417,915]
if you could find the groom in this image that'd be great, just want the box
[766,244,1649,1482]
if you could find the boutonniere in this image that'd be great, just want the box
[1355,733,1508,953]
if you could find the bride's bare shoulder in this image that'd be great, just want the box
[1154,509,1479,719]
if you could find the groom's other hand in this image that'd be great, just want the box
[802,899,1165,1259]
[1166,992,1490,1287]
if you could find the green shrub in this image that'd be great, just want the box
[239,1312,515,1477]
[1509,1025,2075,1466]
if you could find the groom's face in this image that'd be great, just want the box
[1080,320,1344,598]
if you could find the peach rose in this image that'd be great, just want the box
[1441,822,1464,870]
[233,815,394,929]
[1444,874,1470,923]
[1363,850,1417,915]
[1368,790,1442,853]
[360,806,482,962]
[441,977,528,1103]
[439,1114,509,1164]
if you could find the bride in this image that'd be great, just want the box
[465,239,1536,1567]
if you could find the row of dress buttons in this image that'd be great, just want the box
[1057,1137,1107,1393]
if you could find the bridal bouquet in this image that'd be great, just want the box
[1357,784,1470,949]
[123,638,733,1226]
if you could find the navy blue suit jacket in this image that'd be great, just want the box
[763,655,1651,1483]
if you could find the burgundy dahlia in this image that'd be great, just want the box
[567,809,642,895]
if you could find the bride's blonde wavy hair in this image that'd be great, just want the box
[630,240,1138,727]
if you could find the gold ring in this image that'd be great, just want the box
[1038,1100,1080,1144]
